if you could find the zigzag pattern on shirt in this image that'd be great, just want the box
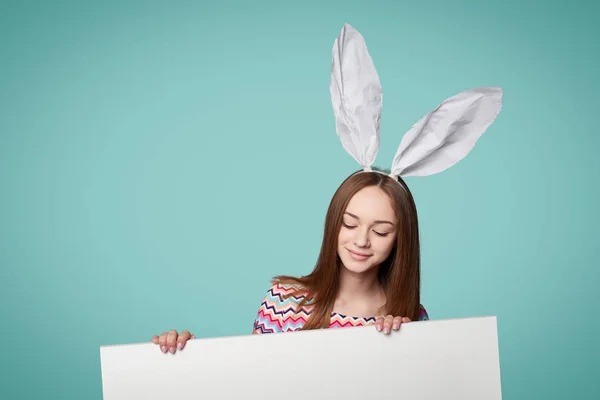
[253,283,311,333]
[329,312,375,328]
[252,282,429,334]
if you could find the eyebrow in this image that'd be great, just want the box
[344,212,395,226]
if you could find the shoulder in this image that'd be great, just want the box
[263,281,312,308]
[252,282,311,334]
[418,304,429,321]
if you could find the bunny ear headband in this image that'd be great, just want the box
[330,23,503,182]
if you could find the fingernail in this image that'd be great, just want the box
[169,347,175,354]
[161,346,166,353]
[393,323,399,330]
[376,324,382,331]
[384,327,390,334]
[177,343,183,350]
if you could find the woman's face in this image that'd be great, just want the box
[337,185,398,274]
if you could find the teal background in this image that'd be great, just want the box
[1,0,598,398]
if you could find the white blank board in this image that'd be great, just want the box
[100,316,502,399]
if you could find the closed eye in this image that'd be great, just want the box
[344,223,389,237]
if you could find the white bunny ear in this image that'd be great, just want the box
[390,87,503,177]
[330,23,383,170]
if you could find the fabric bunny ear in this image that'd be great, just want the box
[390,87,503,178]
[330,23,383,170]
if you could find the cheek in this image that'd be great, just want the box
[338,229,353,245]
[375,236,396,257]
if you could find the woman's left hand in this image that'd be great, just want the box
[375,315,411,334]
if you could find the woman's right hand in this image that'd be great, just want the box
[151,330,195,354]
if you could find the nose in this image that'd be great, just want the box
[353,227,370,248]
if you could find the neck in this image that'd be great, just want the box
[337,266,383,301]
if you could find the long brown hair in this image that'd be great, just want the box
[273,170,421,330]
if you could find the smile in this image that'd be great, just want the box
[346,248,372,261]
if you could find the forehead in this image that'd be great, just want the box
[345,186,395,221]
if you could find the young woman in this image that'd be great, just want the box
[151,23,501,354]
[152,169,428,354]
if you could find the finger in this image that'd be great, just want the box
[191,334,196,339]
[151,335,159,344]
[392,316,403,331]
[383,315,395,334]
[177,330,192,350]
[375,315,386,331]
[167,330,178,353]
[402,317,411,323]
[158,332,168,353]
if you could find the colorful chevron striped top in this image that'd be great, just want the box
[253,282,429,334]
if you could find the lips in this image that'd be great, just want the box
[347,248,372,261]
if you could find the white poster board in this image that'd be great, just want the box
[100,316,502,399]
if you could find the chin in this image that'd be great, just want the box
[339,257,378,275]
